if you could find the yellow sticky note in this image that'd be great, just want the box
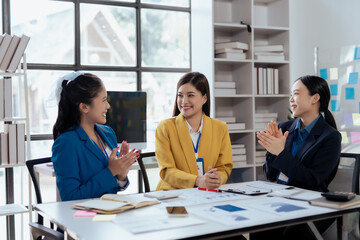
[353,113,360,126]
[329,68,338,80]
[92,214,116,222]
[340,131,348,144]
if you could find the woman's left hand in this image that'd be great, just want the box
[256,128,289,156]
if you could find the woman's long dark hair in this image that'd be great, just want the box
[53,73,103,139]
[172,72,211,117]
[297,75,337,130]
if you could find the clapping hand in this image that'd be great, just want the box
[256,121,289,156]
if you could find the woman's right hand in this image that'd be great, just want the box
[108,147,139,180]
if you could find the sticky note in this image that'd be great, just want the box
[353,113,360,126]
[92,214,116,222]
[354,47,360,60]
[331,100,340,112]
[346,88,355,100]
[340,131,348,144]
[330,84,338,96]
[74,210,97,217]
[350,132,360,144]
[344,113,353,125]
[320,68,328,80]
[349,72,358,84]
[329,68,338,80]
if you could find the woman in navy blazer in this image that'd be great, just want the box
[253,75,341,239]
[52,72,139,201]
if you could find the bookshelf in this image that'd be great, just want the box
[212,0,290,182]
[0,54,31,239]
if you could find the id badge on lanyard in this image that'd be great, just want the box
[193,133,204,176]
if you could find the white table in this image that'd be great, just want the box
[34,181,360,240]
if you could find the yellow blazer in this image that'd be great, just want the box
[155,114,233,190]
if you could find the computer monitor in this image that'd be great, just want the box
[106,91,146,143]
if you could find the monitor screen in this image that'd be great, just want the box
[106,91,146,143]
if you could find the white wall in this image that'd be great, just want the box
[290,0,360,83]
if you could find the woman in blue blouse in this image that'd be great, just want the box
[253,75,341,239]
[52,72,139,201]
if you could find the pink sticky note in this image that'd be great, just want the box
[74,210,97,217]
[350,132,360,144]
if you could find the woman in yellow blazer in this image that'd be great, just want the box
[156,72,233,190]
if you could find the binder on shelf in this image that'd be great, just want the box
[0,132,9,165]
[254,45,284,52]
[0,78,4,118]
[216,52,246,60]
[16,123,25,164]
[214,82,236,89]
[214,88,236,95]
[4,77,12,118]
[215,41,249,51]
[7,124,17,164]
[216,116,236,123]
[7,35,30,73]
[0,35,21,71]
[0,33,12,65]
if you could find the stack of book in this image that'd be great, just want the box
[215,41,248,60]
[0,33,30,73]
[232,144,246,168]
[254,112,278,130]
[255,150,267,164]
[254,67,279,95]
[214,81,236,95]
[0,123,25,165]
[0,77,12,118]
[254,44,285,61]
[216,116,246,131]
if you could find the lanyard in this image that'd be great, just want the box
[92,133,109,159]
[192,132,201,154]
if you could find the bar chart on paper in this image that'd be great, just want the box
[317,45,360,152]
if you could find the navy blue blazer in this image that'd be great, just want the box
[52,124,129,201]
[263,116,341,192]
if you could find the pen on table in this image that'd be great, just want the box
[197,187,220,192]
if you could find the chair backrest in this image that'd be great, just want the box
[137,152,155,193]
[29,222,64,240]
[328,152,360,194]
[26,157,52,225]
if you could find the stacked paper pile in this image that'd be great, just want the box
[254,112,278,130]
[254,44,285,61]
[0,33,30,73]
[215,41,248,60]
[232,144,246,168]
[216,116,246,131]
[214,81,236,96]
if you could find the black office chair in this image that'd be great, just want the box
[26,157,64,240]
[137,152,156,193]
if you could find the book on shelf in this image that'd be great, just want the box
[0,33,12,65]
[7,124,17,164]
[227,123,245,130]
[215,48,244,54]
[262,68,267,94]
[255,150,267,157]
[4,77,12,118]
[233,154,247,162]
[0,132,9,165]
[0,35,20,71]
[255,55,285,61]
[254,44,284,52]
[309,195,360,209]
[214,88,236,95]
[0,78,4,118]
[7,35,30,73]
[232,148,246,155]
[255,112,278,118]
[16,123,25,164]
[215,41,249,51]
[73,193,160,214]
[231,144,245,149]
[255,157,265,164]
[216,116,236,123]
[233,161,247,168]
[254,52,284,56]
[214,82,236,89]
[267,68,274,94]
[255,116,277,123]
[274,69,279,94]
[216,52,246,60]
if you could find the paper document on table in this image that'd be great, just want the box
[268,189,321,201]
[113,215,205,234]
[220,181,290,195]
